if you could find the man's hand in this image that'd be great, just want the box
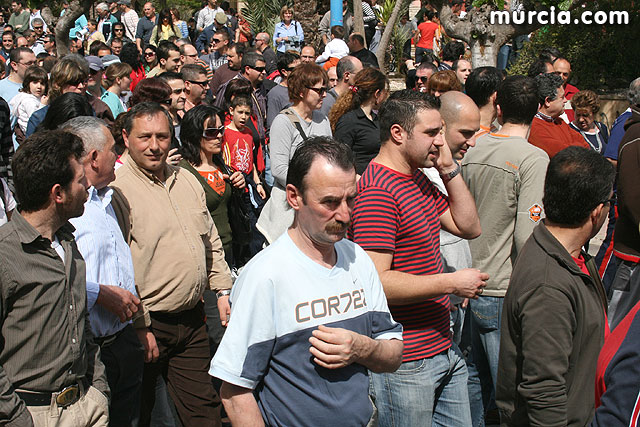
[451,268,488,299]
[135,327,159,363]
[96,284,141,322]
[217,295,230,327]
[435,133,456,174]
[166,147,182,165]
[308,325,370,369]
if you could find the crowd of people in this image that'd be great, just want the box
[0,0,639,426]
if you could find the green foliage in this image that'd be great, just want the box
[376,0,411,72]
[241,0,293,40]
[508,4,639,91]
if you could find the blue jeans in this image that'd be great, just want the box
[371,345,472,427]
[466,296,503,427]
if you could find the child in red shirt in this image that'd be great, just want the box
[223,95,267,200]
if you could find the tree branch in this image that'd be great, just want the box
[42,0,93,57]
[376,0,411,73]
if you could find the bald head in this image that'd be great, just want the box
[256,32,270,43]
[440,92,481,160]
[553,58,571,85]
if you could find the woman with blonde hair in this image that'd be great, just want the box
[330,67,389,174]
[569,90,609,153]
[273,5,304,55]
[101,62,133,118]
[427,69,462,96]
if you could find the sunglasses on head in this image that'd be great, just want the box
[203,126,225,138]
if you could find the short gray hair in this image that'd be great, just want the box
[96,2,109,11]
[534,73,564,105]
[60,116,110,154]
[31,17,44,26]
[628,77,640,106]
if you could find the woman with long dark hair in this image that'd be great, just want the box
[150,9,182,47]
[330,67,389,175]
[119,42,146,91]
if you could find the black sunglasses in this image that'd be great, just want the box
[203,126,225,138]
[188,80,209,87]
[211,38,224,43]
[306,86,327,96]
[417,76,429,83]
[250,65,266,73]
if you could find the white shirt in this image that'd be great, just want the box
[0,178,16,226]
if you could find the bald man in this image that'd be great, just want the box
[421,91,481,349]
[300,45,316,63]
[461,76,549,425]
[255,32,277,75]
[553,57,579,122]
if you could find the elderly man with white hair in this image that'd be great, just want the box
[96,2,118,41]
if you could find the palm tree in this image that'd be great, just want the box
[295,0,319,49]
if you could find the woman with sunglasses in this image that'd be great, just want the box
[257,63,331,244]
[179,104,246,267]
[330,67,389,175]
[150,9,182,47]
[142,44,158,73]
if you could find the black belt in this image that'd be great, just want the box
[94,325,128,347]
[17,379,87,408]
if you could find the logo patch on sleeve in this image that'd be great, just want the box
[528,204,543,223]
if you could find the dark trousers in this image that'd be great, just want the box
[140,303,221,427]
[100,324,144,427]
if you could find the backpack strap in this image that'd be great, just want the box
[282,107,308,141]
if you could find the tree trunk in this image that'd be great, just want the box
[295,0,319,51]
[376,0,411,73]
[42,0,93,57]
[353,0,365,47]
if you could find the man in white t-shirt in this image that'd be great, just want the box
[211,136,403,426]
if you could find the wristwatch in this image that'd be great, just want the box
[440,160,461,182]
[216,289,231,299]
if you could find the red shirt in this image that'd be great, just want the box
[528,115,590,158]
[222,125,255,175]
[350,162,451,362]
[416,21,438,50]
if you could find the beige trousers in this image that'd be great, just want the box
[27,386,109,427]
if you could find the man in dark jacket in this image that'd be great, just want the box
[607,77,640,330]
[497,146,614,426]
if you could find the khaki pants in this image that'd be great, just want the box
[27,386,109,427]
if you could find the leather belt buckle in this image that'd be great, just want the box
[55,385,79,408]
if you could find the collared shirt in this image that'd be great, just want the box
[70,186,138,338]
[0,212,107,420]
[136,14,157,44]
[333,107,380,175]
[111,157,232,328]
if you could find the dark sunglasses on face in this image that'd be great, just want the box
[144,51,155,56]
[211,38,223,43]
[306,86,327,96]
[188,80,208,87]
[203,126,225,138]
[250,65,265,73]
[417,76,429,83]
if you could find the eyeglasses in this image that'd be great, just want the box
[188,80,209,87]
[33,26,43,30]
[18,61,36,67]
[211,38,224,44]
[306,86,327,96]
[417,76,429,83]
[144,51,155,57]
[250,65,265,73]
[203,126,225,138]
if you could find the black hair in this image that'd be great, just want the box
[157,40,179,62]
[534,72,563,105]
[276,51,300,73]
[120,42,142,70]
[157,71,184,83]
[12,130,85,212]
[538,47,563,64]
[379,89,440,143]
[442,41,465,62]
[241,51,265,71]
[287,136,354,196]
[36,92,93,133]
[349,33,365,46]
[230,94,252,110]
[331,25,345,39]
[527,59,552,78]
[89,41,111,56]
[543,146,615,226]
[496,75,539,125]
[180,104,225,167]
[9,46,32,65]
[465,66,503,107]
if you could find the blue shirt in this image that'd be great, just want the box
[0,78,21,105]
[100,88,125,119]
[70,186,138,337]
[604,108,632,161]
[273,20,304,53]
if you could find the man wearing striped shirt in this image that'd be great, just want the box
[350,90,487,426]
[64,117,144,427]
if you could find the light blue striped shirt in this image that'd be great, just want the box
[70,186,138,337]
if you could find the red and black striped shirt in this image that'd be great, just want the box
[349,162,452,361]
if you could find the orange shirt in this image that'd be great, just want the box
[528,115,590,158]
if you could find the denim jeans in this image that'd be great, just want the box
[466,296,503,427]
[370,345,472,427]
[608,258,640,330]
